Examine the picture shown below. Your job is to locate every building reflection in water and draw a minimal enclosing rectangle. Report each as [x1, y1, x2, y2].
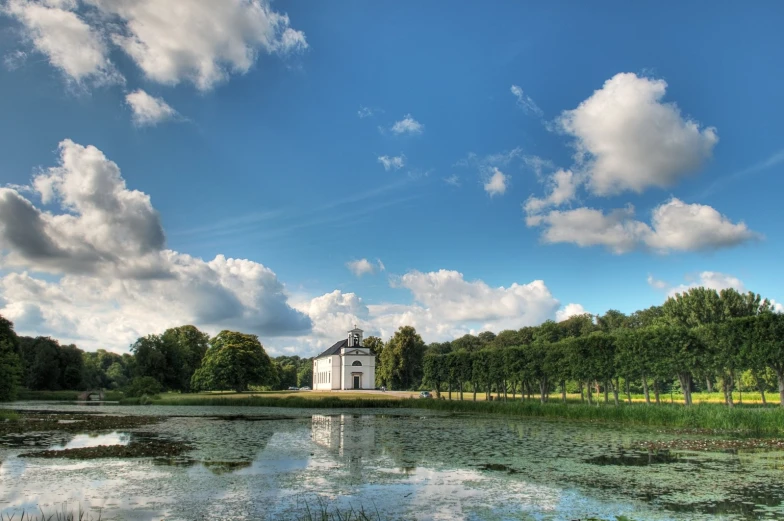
[311, 414, 378, 478]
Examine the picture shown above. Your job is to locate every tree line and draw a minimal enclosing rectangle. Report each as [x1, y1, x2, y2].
[0, 319, 314, 401]
[415, 288, 784, 407]
[1, 286, 782, 406]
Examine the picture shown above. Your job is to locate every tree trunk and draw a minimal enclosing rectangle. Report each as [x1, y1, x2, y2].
[706, 376, 713, 393]
[434, 383, 441, 400]
[587, 381, 593, 405]
[625, 378, 632, 404]
[472, 382, 477, 402]
[503, 380, 508, 402]
[604, 381, 609, 404]
[613, 377, 620, 406]
[777, 369, 784, 407]
[654, 381, 661, 405]
[561, 380, 567, 403]
[460, 381, 464, 401]
[448, 382, 452, 401]
[736, 371, 742, 405]
[754, 372, 766, 405]
[579, 381, 584, 403]
[539, 378, 547, 404]
[678, 373, 692, 406]
[723, 374, 734, 408]
[642, 373, 651, 405]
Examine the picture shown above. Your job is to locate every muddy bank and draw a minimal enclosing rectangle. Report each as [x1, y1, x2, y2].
[0, 412, 162, 436]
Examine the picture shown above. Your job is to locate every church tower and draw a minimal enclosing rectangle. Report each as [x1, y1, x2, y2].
[347, 326, 363, 347]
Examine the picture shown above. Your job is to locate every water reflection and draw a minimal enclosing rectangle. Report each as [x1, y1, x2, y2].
[2, 405, 784, 520]
[51, 432, 130, 450]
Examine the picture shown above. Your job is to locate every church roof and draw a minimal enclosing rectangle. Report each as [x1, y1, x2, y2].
[315, 339, 348, 359]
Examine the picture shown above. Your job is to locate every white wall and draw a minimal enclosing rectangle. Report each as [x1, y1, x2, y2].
[340, 351, 375, 390]
[313, 356, 339, 390]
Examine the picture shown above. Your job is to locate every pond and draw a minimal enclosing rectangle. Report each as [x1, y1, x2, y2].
[2, 402, 784, 521]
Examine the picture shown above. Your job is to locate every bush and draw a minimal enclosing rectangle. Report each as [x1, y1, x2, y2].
[124, 376, 163, 398]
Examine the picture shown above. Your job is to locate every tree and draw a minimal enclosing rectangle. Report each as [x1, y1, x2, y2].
[297, 362, 313, 388]
[0, 315, 21, 401]
[597, 310, 629, 333]
[752, 312, 784, 406]
[378, 326, 425, 390]
[191, 331, 275, 392]
[20, 337, 62, 391]
[364, 336, 385, 386]
[422, 353, 446, 398]
[161, 325, 210, 392]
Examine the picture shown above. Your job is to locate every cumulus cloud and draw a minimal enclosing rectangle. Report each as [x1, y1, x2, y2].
[346, 258, 384, 277]
[528, 198, 759, 254]
[0, 139, 311, 350]
[510, 85, 543, 116]
[523, 169, 580, 214]
[556, 303, 589, 322]
[377, 154, 405, 171]
[5, 0, 307, 91]
[648, 271, 746, 297]
[390, 114, 423, 135]
[484, 168, 508, 196]
[3, 0, 120, 84]
[282, 269, 566, 355]
[125, 89, 179, 126]
[557, 72, 718, 195]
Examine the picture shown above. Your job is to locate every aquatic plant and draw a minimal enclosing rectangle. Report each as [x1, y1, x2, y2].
[0, 507, 101, 521]
[0, 409, 19, 421]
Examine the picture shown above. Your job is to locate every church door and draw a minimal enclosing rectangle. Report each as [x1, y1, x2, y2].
[353, 375, 360, 389]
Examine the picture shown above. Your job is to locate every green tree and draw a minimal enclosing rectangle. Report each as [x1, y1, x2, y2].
[191, 331, 275, 392]
[0, 315, 22, 401]
[297, 362, 313, 388]
[160, 325, 210, 392]
[378, 326, 425, 390]
[364, 335, 385, 386]
[752, 312, 784, 406]
[20, 337, 62, 391]
[423, 353, 446, 398]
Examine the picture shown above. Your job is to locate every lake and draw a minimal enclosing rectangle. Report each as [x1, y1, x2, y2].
[2, 402, 784, 521]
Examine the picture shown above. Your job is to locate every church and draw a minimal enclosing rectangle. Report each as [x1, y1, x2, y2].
[312, 327, 376, 390]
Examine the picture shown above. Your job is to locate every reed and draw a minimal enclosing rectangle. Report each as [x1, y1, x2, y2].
[121, 392, 784, 436]
[0, 409, 19, 421]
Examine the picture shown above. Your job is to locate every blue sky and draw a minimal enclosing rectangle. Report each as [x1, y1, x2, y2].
[0, 0, 782, 355]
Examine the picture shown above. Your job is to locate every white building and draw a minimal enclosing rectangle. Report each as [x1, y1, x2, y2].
[312, 327, 376, 390]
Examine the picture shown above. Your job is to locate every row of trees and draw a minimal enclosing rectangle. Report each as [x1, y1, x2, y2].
[2, 286, 781, 406]
[418, 288, 784, 407]
[0, 316, 313, 400]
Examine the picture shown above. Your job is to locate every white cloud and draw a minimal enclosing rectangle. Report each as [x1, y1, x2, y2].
[528, 198, 759, 254]
[390, 114, 423, 135]
[558, 72, 718, 195]
[6, 0, 307, 91]
[523, 169, 580, 214]
[646, 275, 669, 290]
[556, 303, 589, 322]
[4, 0, 120, 84]
[0, 139, 311, 350]
[281, 269, 566, 355]
[125, 89, 179, 126]
[444, 175, 460, 187]
[484, 168, 508, 196]
[346, 258, 383, 278]
[86, 0, 307, 90]
[510, 85, 543, 117]
[377, 154, 405, 171]
[357, 106, 374, 118]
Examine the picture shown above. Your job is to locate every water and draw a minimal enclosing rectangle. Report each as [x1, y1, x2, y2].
[2, 402, 784, 521]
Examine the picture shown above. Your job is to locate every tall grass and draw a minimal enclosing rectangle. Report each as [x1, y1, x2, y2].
[15, 390, 124, 402]
[0, 508, 100, 521]
[119, 392, 784, 436]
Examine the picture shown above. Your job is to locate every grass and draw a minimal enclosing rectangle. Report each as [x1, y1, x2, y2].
[0, 409, 19, 421]
[116, 390, 784, 437]
[15, 390, 124, 402]
[0, 508, 100, 521]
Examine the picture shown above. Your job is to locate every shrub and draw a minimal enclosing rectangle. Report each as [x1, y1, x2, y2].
[124, 376, 163, 398]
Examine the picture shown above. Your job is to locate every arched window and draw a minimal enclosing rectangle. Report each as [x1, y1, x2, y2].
[352, 360, 362, 366]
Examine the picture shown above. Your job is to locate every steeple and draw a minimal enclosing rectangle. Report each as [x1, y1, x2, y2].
[348, 326, 363, 347]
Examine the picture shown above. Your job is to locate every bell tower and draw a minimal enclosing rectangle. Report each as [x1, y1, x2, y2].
[347, 326, 363, 347]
